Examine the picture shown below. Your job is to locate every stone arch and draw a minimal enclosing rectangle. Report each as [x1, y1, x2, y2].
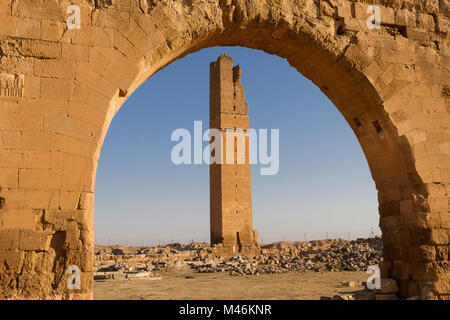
[0, 0, 448, 299]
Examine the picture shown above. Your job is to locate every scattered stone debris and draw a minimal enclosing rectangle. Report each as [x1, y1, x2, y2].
[94, 271, 162, 281]
[342, 281, 357, 288]
[94, 237, 433, 300]
[94, 237, 382, 281]
[322, 277, 403, 300]
[344, 278, 400, 300]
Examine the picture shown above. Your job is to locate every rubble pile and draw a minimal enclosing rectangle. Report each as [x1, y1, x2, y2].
[94, 237, 382, 280]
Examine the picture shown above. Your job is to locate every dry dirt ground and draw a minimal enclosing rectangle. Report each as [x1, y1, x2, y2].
[94, 270, 368, 300]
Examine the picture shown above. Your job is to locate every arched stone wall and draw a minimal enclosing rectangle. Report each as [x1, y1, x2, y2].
[0, 0, 448, 299]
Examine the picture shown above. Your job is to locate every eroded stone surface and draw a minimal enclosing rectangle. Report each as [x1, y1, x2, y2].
[0, 0, 449, 299]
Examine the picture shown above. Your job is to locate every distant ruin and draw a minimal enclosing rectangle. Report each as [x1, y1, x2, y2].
[209, 55, 260, 256]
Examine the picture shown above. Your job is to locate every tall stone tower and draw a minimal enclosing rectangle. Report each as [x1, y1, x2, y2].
[209, 54, 260, 256]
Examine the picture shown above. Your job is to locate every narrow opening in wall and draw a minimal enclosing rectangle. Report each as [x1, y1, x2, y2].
[372, 120, 383, 133]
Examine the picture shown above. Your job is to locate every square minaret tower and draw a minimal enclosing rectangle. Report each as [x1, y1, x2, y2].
[209, 54, 260, 256]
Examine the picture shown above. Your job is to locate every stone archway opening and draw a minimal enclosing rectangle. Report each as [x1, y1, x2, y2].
[92, 44, 382, 300]
[0, 0, 448, 300]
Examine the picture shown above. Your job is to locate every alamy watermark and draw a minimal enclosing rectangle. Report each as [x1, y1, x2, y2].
[66, 5, 81, 30]
[366, 264, 381, 289]
[66, 265, 81, 290]
[367, 5, 381, 30]
[170, 121, 279, 176]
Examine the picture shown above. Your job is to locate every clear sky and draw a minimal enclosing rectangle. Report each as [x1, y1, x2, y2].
[94, 46, 381, 246]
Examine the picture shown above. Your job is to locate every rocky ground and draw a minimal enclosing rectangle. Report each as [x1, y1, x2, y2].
[94, 269, 371, 300]
[94, 237, 383, 278]
[93, 237, 401, 299]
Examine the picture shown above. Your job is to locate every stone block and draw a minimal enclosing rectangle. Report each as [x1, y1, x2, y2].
[395, 9, 416, 27]
[18, 230, 51, 251]
[375, 278, 399, 294]
[34, 59, 76, 79]
[0, 230, 20, 250]
[18, 168, 63, 190]
[0, 169, 18, 189]
[40, 78, 74, 101]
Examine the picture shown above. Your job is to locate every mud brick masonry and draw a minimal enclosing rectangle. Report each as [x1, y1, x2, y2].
[0, 0, 449, 299]
[209, 54, 260, 256]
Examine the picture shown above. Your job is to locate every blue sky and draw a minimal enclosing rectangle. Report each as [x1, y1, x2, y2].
[94, 46, 381, 246]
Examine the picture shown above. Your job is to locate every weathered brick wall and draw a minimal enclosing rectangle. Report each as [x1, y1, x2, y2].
[0, 0, 448, 299]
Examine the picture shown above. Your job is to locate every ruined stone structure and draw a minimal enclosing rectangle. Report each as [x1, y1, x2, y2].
[209, 54, 260, 256]
[0, 0, 449, 299]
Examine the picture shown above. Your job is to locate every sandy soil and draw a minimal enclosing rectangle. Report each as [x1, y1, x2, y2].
[94, 270, 368, 300]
